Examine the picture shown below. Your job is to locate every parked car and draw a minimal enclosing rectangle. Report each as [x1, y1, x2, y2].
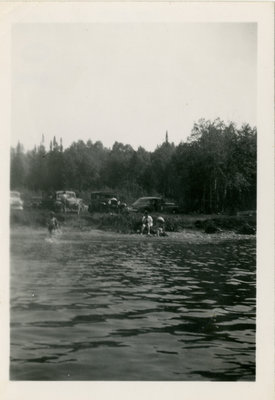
[130, 196, 179, 213]
[10, 191, 24, 210]
[41, 191, 84, 213]
[27, 195, 43, 209]
[88, 191, 127, 213]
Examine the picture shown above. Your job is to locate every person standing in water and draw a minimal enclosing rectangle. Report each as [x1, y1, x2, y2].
[48, 212, 59, 236]
[141, 210, 153, 235]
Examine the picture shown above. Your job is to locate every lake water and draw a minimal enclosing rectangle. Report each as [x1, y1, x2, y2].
[10, 228, 256, 381]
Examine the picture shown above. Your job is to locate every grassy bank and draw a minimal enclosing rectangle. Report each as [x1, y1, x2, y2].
[10, 209, 256, 235]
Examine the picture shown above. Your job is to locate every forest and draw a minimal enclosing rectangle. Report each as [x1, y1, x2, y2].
[10, 118, 256, 214]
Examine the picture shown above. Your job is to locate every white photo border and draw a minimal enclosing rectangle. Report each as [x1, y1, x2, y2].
[0, 2, 274, 400]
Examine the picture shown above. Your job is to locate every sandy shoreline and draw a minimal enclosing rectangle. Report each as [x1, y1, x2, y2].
[10, 225, 256, 244]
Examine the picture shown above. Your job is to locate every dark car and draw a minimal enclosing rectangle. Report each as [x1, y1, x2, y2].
[28, 195, 43, 209]
[130, 197, 179, 213]
[41, 191, 84, 213]
[88, 191, 126, 213]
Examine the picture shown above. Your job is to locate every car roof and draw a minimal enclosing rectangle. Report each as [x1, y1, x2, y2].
[136, 197, 161, 200]
[91, 191, 117, 196]
[56, 191, 75, 194]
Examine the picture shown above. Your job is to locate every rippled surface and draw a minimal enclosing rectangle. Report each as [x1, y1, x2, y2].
[10, 228, 256, 381]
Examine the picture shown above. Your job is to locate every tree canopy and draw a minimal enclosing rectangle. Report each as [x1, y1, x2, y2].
[10, 119, 256, 213]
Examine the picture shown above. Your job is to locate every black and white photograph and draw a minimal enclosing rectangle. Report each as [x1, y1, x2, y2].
[0, 2, 274, 400]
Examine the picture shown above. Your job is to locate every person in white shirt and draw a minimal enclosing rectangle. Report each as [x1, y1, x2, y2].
[141, 210, 153, 235]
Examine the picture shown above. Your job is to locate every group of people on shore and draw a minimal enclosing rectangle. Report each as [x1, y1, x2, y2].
[47, 209, 166, 237]
[141, 210, 166, 237]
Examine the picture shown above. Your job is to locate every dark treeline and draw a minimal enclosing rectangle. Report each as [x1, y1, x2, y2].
[10, 119, 256, 213]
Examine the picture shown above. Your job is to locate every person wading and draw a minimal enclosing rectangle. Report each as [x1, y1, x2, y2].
[47, 212, 59, 236]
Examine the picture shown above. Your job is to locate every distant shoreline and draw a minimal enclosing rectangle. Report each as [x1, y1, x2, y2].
[10, 209, 256, 236]
[10, 226, 256, 248]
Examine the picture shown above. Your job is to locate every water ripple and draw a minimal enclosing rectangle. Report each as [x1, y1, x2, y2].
[10, 229, 256, 381]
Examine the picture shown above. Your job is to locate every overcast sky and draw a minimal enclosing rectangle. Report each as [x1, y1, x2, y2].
[12, 23, 257, 151]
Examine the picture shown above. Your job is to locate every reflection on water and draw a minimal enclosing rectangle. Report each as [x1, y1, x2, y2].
[10, 228, 256, 381]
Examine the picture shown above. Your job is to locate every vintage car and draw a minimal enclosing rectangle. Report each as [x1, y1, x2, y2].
[42, 191, 84, 213]
[88, 191, 127, 213]
[27, 195, 43, 209]
[129, 196, 179, 213]
[10, 191, 24, 210]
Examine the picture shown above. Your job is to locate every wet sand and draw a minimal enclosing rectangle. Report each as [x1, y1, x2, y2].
[10, 225, 255, 244]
